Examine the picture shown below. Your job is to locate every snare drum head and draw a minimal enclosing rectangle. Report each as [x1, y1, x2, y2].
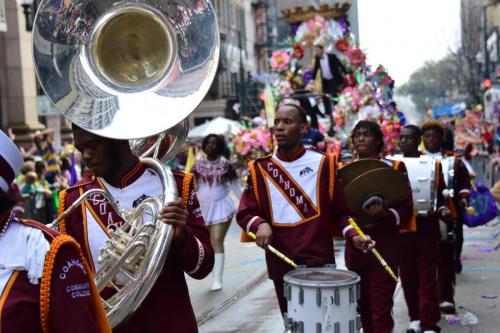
[284, 267, 360, 287]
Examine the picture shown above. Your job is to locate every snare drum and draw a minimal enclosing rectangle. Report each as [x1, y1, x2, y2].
[283, 267, 361, 333]
[399, 156, 437, 216]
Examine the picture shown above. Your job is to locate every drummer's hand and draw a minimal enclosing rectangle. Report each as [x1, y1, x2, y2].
[364, 203, 384, 217]
[255, 223, 273, 248]
[159, 200, 188, 245]
[459, 198, 469, 210]
[439, 207, 453, 223]
[352, 235, 375, 253]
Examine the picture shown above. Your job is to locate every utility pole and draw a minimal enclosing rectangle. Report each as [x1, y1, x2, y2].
[238, 29, 246, 117]
[482, 4, 490, 79]
[266, 0, 278, 58]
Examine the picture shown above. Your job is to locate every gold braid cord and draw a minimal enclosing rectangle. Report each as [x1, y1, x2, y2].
[181, 172, 194, 206]
[328, 154, 335, 203]
[248, 161, 260, 208]
[40, 235, 111, 333]
[57, 189, 67, 234]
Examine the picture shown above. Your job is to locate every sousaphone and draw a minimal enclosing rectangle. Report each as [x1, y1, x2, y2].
[33, 0, 219, 327]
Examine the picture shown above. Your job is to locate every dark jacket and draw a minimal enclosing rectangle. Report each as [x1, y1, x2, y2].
[312, 53, 346, 93]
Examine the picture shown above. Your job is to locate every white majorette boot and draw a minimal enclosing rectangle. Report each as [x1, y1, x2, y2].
[210, 253, 224, 291]
[406, 320, 421, 333]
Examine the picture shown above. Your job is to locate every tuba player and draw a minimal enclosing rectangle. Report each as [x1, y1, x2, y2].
[58, 125, 214, 332]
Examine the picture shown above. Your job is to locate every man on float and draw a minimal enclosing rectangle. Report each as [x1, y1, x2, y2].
[398, 124, 452, 333]
[57, 125, 214, 332]
[421, 120, 470, 315]
[0, 130, 111, 333]
[343, 120, 414, 333]
[237, 103, 373, 315]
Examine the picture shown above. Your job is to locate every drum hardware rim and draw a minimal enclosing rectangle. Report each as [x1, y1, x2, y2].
[283, 267, 361, 288]
[284, 283, 292, 301]
[349, 286, 355, 303]
[315, 288, 321, 306]
[298, 287, 304, 305]
[334, 288, 340, 306]
[356, 315, 362, 331]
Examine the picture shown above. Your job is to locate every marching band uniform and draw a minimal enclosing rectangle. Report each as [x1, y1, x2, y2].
[399, 154, 447, 332]
[0, 213, 110, 333]
[341, 158, 414, 333]
[58, 162, 214, 333]
[0, 130, 110, 333]
[424, 149, 470, 310]
[237, 147, 356, 314]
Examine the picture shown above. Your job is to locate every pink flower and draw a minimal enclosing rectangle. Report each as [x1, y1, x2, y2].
[270, 50, 290, 72]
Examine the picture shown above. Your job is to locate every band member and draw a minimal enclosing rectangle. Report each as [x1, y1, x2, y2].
[421, 120, 470, 315]
[58, 126, 214, 333]
[312, 44, 346, 116]
[398, 125, 452, 333]
[345, 120, 414, 333]
[192, 134, 241, 291]
[237, 104, 373, 315]
[0, 130, 110, 333]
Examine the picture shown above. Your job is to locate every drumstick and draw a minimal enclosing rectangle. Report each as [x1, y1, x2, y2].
[248, 232, 298, 269]
[347, 218, 398, 282]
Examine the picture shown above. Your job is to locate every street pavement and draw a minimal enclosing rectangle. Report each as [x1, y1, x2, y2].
[187, 219, 500, 333]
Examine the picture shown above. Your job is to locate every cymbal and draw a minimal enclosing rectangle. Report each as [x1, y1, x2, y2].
[343, 168, 409, 226]
[339, 159, 391, 187]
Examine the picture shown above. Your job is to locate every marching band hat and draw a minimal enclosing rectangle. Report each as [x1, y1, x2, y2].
[0, 130, 23, 193]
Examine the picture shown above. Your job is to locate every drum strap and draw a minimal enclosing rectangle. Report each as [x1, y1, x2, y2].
[435, 161, 441, 191]
[392, 160, 417, 232]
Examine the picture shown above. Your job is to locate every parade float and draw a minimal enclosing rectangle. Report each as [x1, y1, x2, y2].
[236, 2, 406, 158]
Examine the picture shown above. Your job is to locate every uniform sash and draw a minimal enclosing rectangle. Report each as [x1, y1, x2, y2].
[83, 180, 125, 234]
[259, 158, 318, 220]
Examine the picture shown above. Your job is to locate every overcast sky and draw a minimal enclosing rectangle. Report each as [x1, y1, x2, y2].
[357, 0, 461, 87]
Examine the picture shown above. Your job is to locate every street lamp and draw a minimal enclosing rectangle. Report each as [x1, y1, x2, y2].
[18, 0, 37, 32]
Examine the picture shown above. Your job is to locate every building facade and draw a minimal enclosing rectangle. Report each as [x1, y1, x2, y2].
[0, 0, 44, 146]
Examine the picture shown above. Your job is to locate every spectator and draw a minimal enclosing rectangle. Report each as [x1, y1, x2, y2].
[301, 115, 335, 149]
[34, 129, 60, 183]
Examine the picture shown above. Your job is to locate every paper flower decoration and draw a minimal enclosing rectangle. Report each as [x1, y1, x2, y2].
[335, 39, 350, 53]
[292, 44, 305, 59]
[233, 128, 273, 157]
[270, 50, 290, 72]
[346, 48, 366, 67]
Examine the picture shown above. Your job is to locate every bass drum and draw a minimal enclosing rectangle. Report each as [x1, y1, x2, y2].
[399, 156, 437, 216]
[284, 267, 361, 333]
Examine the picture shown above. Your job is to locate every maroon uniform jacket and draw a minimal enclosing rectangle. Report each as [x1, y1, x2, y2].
[342, 158, 414, 271]
[237, 148, 356, 280]
[0, 212, 110, 333]
[58, 163, 214, 333]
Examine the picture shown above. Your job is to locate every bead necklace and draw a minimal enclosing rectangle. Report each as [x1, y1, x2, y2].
[0, 213, 14, 240]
